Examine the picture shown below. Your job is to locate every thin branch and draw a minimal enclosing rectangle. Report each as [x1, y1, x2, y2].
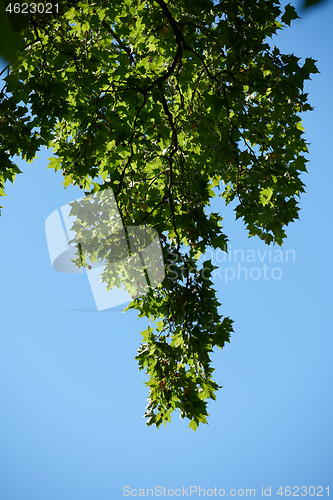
[102, 21, 135, 65]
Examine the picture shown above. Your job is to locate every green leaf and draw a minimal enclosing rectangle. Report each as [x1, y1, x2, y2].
[281, 4, 300, 26]
[259, 187, 274, 207]
[47, 156, 61, 172]
[188, 419, 199, 431]
[0, 0, 315, 429]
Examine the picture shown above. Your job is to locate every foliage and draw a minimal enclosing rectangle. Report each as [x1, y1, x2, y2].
[0, 0, 318, 429]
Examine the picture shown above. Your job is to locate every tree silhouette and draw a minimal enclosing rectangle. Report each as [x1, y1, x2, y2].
[0, 0, 318, 429]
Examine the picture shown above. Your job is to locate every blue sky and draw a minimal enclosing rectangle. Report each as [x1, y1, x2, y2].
[0, 1, 332, 499]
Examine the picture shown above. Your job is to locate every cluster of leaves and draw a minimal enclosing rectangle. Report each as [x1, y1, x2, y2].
[0, 0, 318, 429]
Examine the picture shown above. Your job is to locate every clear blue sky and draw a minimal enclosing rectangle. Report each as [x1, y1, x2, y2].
[1, 1, 332, 499]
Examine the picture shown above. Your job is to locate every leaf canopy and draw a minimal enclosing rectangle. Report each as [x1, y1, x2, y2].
[0, 0, 318, 429]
